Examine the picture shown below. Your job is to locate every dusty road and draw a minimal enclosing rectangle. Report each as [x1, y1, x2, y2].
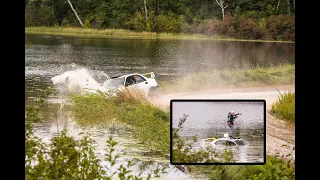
[152, 84, 295, 160]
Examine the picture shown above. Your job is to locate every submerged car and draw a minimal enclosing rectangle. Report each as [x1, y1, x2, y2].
[201, 133, 248, 148]
[98, 72, 159, 97]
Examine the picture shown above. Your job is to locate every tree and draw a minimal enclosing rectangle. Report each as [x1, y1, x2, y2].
[67, 0, 83, 27]
[214, 0, 228, 19]
[293, 0, 295, 11]
[287, 0, 290, 15]
[276, 0, 281, 11]
[144, 0, 148, 20]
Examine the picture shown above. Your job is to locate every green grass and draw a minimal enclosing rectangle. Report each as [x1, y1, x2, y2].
[69, 89, 170, 156]
[271, 91, 295, 122]
[187, 153, 295, 180]
[25, 26, 295, 43]
[158, 64, 295, 93]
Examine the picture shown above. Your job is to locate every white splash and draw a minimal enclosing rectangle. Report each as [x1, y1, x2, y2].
[51, 68, 105, 95]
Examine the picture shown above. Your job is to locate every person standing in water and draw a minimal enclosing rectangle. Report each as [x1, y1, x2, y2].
[227, 111, 241, 138]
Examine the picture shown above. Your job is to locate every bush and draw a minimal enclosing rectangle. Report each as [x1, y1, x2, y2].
[271, 91, 295, 122]
[25, 89, 167, 179]
[220, 12, 235, 37]
[266, 15, 295, 41]
[238, 18, 264, 39]
[184, 149, 295, 180]
[84, 19, 91, 28]
[25, 2, 54, 26]
[152, 13, 182, 33]
[206, 19, 222, 36]
[124, 11, 146, 32]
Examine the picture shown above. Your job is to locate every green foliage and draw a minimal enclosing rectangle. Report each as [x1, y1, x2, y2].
[238, 18, 263, 40]
[271, 91, 295, 122]
[266, 15, 295, 41]
[70, 90, 170, 156]
[25, 90, 166, 179]
[84, 19, 91, 29]
[25, 0, 54, 26]
[184, 146, 295, 180]
[25, 0, 295, 41]
[172, 114, 235, 163]
[124, 12, 146, 32]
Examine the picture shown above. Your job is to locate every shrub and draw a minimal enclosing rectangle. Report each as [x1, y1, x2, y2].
[220, 12, 235, 37]
[84, 19, 91, 28]
[25, 89, 167, 179]
[266, 15, 295, 41]
[271, 91, 295, 122]
[238, 18, 264, 39]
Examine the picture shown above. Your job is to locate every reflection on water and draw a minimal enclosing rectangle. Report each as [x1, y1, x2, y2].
[172, 101, 265, 163]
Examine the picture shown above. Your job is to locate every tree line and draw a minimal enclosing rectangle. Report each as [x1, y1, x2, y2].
[25, 0, 295, 41]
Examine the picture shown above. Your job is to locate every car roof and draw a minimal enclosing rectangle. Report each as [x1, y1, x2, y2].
[214, 137, 246, 142]
[111, 73, 141, 79]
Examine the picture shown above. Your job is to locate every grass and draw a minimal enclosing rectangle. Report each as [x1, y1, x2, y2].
[186, 153, 295, 180]
[158, 64, 295, 93]
[25, 26, 295, 43]
[271, 91, 295, 122]
[69, 88, 170, 156]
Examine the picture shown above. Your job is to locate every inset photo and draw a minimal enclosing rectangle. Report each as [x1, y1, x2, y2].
[171, 100, 266, 165]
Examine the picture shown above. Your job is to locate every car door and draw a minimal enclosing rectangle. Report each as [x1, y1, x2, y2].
[131, 75, 150, 94]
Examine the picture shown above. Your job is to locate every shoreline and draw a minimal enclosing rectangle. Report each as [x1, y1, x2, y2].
[25, 27, 295, 43]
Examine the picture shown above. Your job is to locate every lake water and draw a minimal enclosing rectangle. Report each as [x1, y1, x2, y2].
[25, 34, 295, 95]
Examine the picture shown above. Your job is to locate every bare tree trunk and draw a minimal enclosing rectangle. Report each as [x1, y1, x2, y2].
[293, 0, 295, 11]
[287, 0, 290, 15]
[214, 0, 228, 19]
[144, 0, 148, 20]
[276, 0, 281, 11]
[67, 0, 84, 27]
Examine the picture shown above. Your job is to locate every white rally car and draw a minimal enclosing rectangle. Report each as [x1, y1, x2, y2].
[98, 72, 159, 97]
[201, 133, 248, 148]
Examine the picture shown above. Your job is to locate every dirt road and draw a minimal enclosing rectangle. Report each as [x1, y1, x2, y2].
[152, 85, 295, 160]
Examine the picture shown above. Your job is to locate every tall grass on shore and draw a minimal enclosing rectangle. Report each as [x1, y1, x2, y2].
[25, 27, 295, 43]
[186, 152, 295, 180]
[158, 64, 295, 93]
[271, 91, 295, 122]
[70, 88, 170, 156]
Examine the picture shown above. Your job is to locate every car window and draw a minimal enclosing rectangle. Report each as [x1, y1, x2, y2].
[103, 77, 125, 88]
[125, 75, 137, 86]
[226, 141, 236, 146]
[234, 140, 247, 145]
[214, 140, 236, 146]
[134, 75, 146, 83]
[214, 140, 222, 145]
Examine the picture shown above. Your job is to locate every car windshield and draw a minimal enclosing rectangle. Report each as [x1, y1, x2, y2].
[103, 77, 125, 88]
